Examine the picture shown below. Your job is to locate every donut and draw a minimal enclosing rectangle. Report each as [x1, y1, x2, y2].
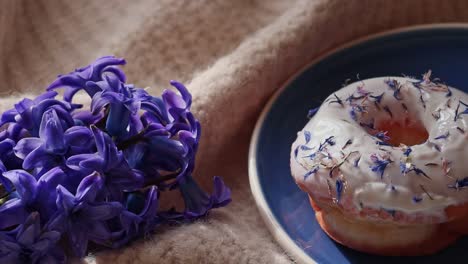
[290, 73, 468, 256]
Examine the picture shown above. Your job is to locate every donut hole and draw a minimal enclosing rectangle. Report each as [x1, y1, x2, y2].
[375, 117, 428, 146]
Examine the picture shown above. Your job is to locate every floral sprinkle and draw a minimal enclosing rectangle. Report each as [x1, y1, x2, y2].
[307, 107, 320, 119]
[385, 79, 402, 100]
[304, 130, 311, 144]
[336, 179, 344, 202]
[346, 94, 366, 102]
[300, 145, 314, 151]
[370, 92, 385, 104]
[448, 177, 468, 190]
[319, 136, 336, 151]
[375, 131, 390, 142]
[349, 108, 357, 121]
[354, 155, 361, 167]
[303, 152, 317, 160]
[304, 166, 319, 180]
[376, 141, 392, 146]
[294, 146, 299, 158]
[403, 147, 412, 157]
[434, 131, 450, 140]
[370, 154, 392, 179]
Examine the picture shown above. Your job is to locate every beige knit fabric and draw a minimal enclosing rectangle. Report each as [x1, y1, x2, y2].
[2, 0, 468, 263]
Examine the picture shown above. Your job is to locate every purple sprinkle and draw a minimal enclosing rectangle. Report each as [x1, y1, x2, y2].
[448, 177, 468, 190]
[354, 156, 361, 167]
[434, 144, 441, 152]
[369, 154, 392, 179]
[376, 141, 392, 146]
[370, 92, 385, 104]
[412, 167, 430, 179]
[304, 166, 319, 180]
[412, 196, 423, 203]
[303, 152, 317, 159]
[294, 146, 299, 158]
[307, 107, 320, 119]
[335, 179, 344, 202]
[346, 94, 365, 102]
[319, 136, 335, 151]
[304, 130, 311, 144]
[403, 147, 412, 156]
[375, 131, 390, 142]
[400, 162, 407, 174]
[357, 86, 371, 96]
[300, 145, 313, 151]
[434, 131, 450, 140]
[457, 127, 465, 134]
[349, 108, 357, 121]
[385, 79, 402, 100]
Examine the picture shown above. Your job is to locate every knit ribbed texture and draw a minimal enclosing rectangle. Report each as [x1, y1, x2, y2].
[2, 1, 468, 263]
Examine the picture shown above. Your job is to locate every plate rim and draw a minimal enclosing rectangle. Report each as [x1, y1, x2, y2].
[248, 23, 468, 264]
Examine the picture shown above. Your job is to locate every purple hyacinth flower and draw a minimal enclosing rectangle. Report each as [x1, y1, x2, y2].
[108, 186, 159, 248]
[47, 56, 127, 101]
[71, 110, 104, 127]
[0, 138, 23, 170]
[14, 109, 67, 171]
[0, 123, 29, 143]
[0, 91, 75, 137]
[0, 168, 65, 229]
[0, 212, 65, 264]
[48, 172, 122, 257]
[178, 176, 231, 220]
[90, 75, 142, 139]
[66, 126, 143, 199]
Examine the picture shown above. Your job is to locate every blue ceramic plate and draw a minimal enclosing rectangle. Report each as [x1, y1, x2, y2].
[249, 24, 468, 264]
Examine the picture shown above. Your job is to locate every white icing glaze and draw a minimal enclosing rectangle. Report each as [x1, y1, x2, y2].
[290, 76, 468, 222]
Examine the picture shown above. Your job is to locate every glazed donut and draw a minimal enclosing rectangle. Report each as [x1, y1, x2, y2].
[290, 74, 468, 256]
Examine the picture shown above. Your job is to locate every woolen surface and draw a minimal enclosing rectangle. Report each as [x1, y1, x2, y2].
[2, 1, 468, 263]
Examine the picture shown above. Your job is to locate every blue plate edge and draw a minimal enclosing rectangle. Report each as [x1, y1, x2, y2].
[247, 23, 468, 264]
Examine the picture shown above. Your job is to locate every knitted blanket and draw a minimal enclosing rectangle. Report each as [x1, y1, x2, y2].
[2, 0, 468, 263]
